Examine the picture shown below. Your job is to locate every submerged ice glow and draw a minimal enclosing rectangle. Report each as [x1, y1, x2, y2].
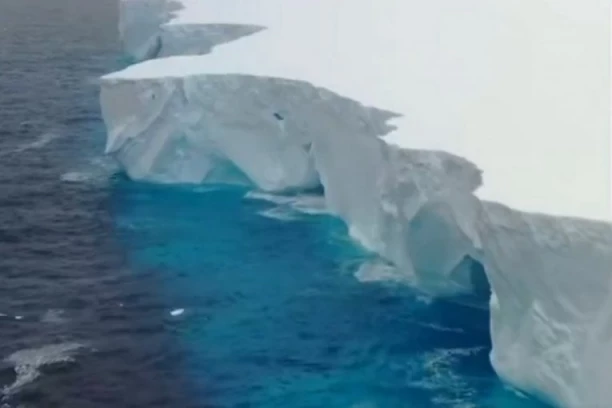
[113, 183, 544, 407]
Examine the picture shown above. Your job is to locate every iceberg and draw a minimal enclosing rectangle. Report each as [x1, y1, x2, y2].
[101, 1, 612, 407]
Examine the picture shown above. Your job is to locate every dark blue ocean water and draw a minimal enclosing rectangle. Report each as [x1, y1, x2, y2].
[0, 1, 549, 407]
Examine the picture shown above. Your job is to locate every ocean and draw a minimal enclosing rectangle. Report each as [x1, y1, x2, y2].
[0, 1, 548, 407]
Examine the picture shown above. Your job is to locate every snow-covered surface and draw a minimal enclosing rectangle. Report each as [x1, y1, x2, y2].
[103, 1, 612, 408]
[113, 0, 610, 220]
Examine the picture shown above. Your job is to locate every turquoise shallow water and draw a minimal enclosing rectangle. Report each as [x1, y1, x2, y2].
[111, 182, 547, 408]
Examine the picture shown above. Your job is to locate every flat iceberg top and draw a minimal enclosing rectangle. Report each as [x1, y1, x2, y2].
[108, 0, 611, 221]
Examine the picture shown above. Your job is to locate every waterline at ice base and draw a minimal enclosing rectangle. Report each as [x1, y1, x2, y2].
[101, 1, 612, 407]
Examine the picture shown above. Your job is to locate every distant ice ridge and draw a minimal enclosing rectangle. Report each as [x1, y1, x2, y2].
[104, 1, 612, 408]
[119, 0, 264, 61]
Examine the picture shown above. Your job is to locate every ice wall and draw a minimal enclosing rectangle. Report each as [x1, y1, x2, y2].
[480, 204, 612, 408]
[105, 1, 612, 407]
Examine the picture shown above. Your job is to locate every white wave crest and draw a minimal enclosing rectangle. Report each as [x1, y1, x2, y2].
[2, 343, 87, 396]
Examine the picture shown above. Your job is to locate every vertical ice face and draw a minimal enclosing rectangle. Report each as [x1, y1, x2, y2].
[479, 204, 612, 408]
[101, 62, 488, 296]
[101, 1, 612, 407]
[100, 71, 399, 191]
[310, 125, 486, 296]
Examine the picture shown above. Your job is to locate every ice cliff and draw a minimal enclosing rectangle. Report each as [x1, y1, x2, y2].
[103, 1, 612, 407]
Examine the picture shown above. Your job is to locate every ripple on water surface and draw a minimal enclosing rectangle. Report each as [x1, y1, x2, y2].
[0, 0, 205, 406]
[113, 183, 548, 408]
